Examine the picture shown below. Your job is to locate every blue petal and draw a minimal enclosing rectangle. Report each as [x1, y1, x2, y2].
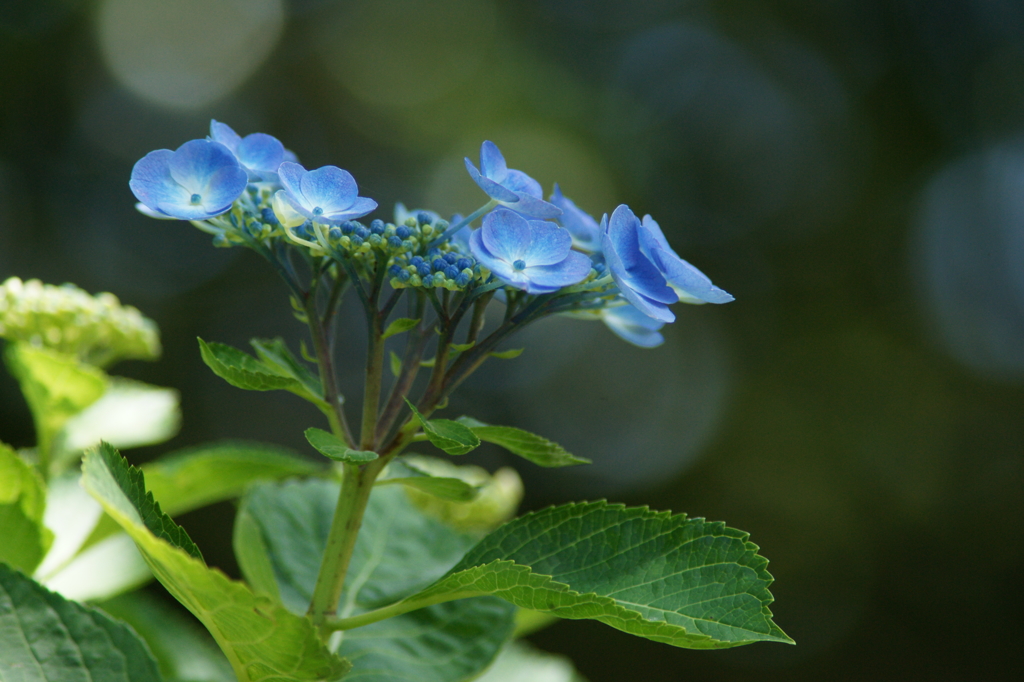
[479, 141, 508, 181]
[481, 208, 532, 263]
[465, 158, 520, 202]
[130, 149, 187, 211]
[636, 218, 734, 304]
[522, 220, 572, 266]
[602, 305, 665, 348]
[278, 161, 307, 208]
[325, 196, 377, 222]
[522, 251, 592, 293]
[470, 229, 527, 288]
[300, 166, 357, 215]
[503, 170, 543, 199]
[200, 164, 249, 214]
[604, 205, 676, 305]
[237, 133, 285, 175]
[550, 184, 602, 251]
[504, 193, 562, 219]
[209, 120, 241, 152]
[167, 139, 239, 195]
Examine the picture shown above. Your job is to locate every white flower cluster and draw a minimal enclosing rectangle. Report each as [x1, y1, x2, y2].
[0, 277, 160, 367]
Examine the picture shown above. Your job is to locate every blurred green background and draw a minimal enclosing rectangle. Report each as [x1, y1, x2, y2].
[2, 0, 1023, 679]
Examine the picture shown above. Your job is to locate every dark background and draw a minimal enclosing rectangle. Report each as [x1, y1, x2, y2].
[2, 1, 1023, 680]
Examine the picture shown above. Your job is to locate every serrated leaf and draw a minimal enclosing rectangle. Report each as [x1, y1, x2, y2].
[4, 343, 108, 460]
[251, 337, 323, 398]
[305, 428, 378, 463]
[381, 317, 420, 340]
[239, 481, 515, 682]
[391, 502, 792, 649]
[488, 348, 524, 360]
[389, 350, 402, 378]
[0, 442, 54, 574]
[82, 443, 351, 682]
[58, 378, 180, 462]
[198, 337, 301, 392]
[456, 418, 589, 468]
[100, 589, 235, 682]
[405, 400, 480, 455]
[376, 457, 479, 501]
[0, 563, 163, 682]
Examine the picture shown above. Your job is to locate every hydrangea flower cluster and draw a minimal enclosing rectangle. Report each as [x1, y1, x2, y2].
[130, 124, 732, 347]
[0, 277, 160, 367]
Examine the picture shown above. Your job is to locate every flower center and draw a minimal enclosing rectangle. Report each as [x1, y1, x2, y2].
[313, 206, 324, 217]
[190, 193, 202, 205]
[512, 259, 527, 271]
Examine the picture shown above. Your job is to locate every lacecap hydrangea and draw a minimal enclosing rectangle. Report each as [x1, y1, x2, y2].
[130, 124, 732, 347]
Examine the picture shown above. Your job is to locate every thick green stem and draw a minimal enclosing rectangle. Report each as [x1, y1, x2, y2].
[360, 320, 384, 450]
[307, 460, 384, 626]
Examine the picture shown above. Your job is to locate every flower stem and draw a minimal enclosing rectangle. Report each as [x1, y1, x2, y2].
[429, 199, 498, 247]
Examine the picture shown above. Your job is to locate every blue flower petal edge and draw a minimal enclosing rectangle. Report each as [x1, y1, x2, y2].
[464, 141, 562, 219]
[209, 120, 286, 181]
[469, 208, 591, 294]
[278, 161, 377, 224]
[130, 139, 248, 220]
[550, 184, 601, 252]
[601, 304, 666, 348]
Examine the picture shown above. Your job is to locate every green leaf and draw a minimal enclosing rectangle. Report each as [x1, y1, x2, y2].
[476, 641, 587, 682]
[391, 502, 792, 650]
[4, 342, 108, 456]
[304, 427, 378, 463]
[376, 456, 480, 501]
[199, 338, 327, 409]
[381, 317, 420, 340]
[58, 378, 180, 463]
[405, 400, 480, 455]
[239, 481, 516, 682]
[250, 337, 323, 398]
[99, 590, 235, 682]
[0, 563, 163, 682]
[488, 348, 524, 360]
[82, 443, 351, 682]
[389, 350, 402, 378]
[0, 442, 54, 574]
[456, 418, 589, 468]
[405, 467, 524, 536]
[449, 341, 475, 353]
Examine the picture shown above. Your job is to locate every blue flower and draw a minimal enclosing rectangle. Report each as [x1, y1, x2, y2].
[209, 120, 286, 182]
[469, 208, 591, 294]
[601, 205, 733, 323]
[464, 141, 561, 219]
[601, 304, 665, 348]
[549, 184, 601, 252]
[277, 162, 377, 224]
[130, 139, 248, 220]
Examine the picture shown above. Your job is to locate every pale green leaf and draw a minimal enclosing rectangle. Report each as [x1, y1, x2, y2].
[406, 400, 480, 455]
[4, 343, 108, 457]
[389, 351, 402, 378]
[456, 418, 589, 468]
[58, 378, 180, 460]
[0, 563, 162, 682]
[233, 505, 283, 601]
[82, 443, 351, 682]
[100, 590, 235, 682]
[304, 428, 378, 463]
[240, 481, 516, 682]
[381, 317, 420, 340]
[405, 467, 523, 536]
[476, 641, 587, 682]
[43, 532, 151, 603]
[0, 442, 54, 574]
[449, 342, 475, 353]
[392, 502, 793, 649]
[376, 457, 479, 501]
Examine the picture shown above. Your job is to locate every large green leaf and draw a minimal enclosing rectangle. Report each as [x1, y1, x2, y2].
[0, 563, 162, 682]
[82, 443, 351, 682]
[237, 481, 516, 682]
[100, 591, 235, 682]
[4, 343, 108, 456]
[456, 418, 589, 468]
[0, 443, 54, 574]
[380, 502, 792, 650]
